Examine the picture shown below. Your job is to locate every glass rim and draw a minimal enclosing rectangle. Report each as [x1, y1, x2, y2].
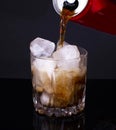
[78, 46, 88, 56]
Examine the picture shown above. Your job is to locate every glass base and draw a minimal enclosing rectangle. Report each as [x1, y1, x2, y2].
[34, 102, 85, 117]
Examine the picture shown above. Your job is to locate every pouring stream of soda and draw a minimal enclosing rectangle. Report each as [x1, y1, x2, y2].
[57, 0, 79, 49]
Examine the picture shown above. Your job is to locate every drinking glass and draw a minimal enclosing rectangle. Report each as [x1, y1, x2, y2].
[30, 45, 87, 117]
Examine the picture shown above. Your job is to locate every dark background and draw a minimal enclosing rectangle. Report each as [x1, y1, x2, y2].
[0, 0, 116, 79]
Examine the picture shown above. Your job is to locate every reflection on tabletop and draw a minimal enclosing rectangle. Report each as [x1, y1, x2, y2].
[33, 110, 85, 130]
[33, 110, 116, 130]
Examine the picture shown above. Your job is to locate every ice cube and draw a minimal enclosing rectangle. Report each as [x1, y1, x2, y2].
[31, 58, 56, 94]
[40, 92, 50, 106]
[57, 59, 80, 70]
[32, 58, 56, 71]
[30, 37, 55, 58]
[53, 45, 80, 70]
[63, 41, 69, 46]
[53, 45, 80, 60]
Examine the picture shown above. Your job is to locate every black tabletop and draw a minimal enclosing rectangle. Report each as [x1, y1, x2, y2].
[0, 79, 116, 130]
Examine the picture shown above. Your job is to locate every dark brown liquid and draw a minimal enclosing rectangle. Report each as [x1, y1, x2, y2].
[57, 9, 75, 49]
[57, 0, 79, 49]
